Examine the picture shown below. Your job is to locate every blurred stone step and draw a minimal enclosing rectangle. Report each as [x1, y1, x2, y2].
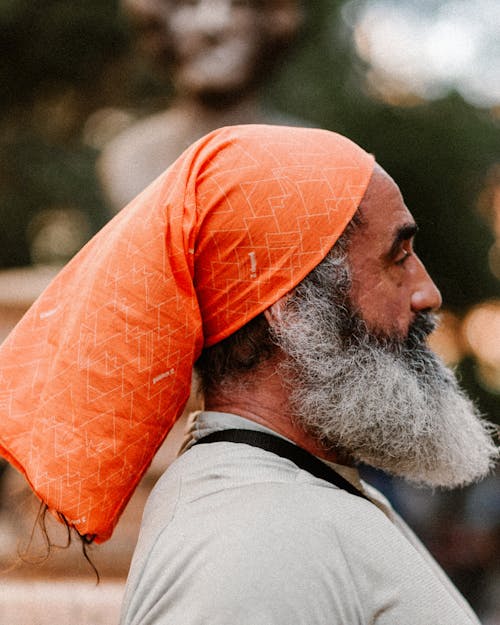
[0, 579, 124, 625]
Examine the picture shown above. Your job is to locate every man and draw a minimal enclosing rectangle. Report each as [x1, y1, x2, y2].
[0, 125, 496, 622]
[119, 142, 497, 623]
[99, 0, 304, 211]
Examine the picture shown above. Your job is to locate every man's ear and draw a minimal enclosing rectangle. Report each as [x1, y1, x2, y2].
[264, 295, 290, 327]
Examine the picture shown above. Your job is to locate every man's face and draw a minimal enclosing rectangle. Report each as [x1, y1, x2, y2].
[347, 165, 442, 338]
[269, 166, 497, 487]
[125, 0, 267, 95]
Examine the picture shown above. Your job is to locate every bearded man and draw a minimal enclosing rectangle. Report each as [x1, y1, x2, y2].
[0, 125, 496, 623]
[118, 142, 496, 624]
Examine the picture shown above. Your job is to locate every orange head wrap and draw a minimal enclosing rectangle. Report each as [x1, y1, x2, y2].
[0, 125, 374, 541]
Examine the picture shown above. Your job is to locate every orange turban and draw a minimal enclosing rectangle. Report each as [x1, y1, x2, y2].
[0, 125, 374, 542]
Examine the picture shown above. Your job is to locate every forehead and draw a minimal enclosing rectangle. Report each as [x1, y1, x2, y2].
[356, 165, 415, 246]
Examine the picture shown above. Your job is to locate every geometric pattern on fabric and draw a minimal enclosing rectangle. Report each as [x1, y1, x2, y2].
[0, 125, 374, 542]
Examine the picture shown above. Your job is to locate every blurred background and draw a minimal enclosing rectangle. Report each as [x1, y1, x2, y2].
[0, 0, 498, 623]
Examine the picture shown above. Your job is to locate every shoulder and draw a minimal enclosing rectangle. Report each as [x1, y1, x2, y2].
[145, 441, 397, 553]
[121, 444, 481, 625]
[122, 446, 381, 624]
[97, 110, 190, 209]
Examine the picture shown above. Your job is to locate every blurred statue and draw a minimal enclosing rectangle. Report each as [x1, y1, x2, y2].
[98, 0, 304, 212]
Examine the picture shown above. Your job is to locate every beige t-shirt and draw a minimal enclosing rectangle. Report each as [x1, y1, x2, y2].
[120, 412, 480, 625]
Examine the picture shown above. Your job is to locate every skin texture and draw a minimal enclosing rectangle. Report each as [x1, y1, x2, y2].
[205, 165, 443, 462]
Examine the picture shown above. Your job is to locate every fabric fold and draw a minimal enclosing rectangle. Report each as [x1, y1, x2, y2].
[0, 124, 374, 541]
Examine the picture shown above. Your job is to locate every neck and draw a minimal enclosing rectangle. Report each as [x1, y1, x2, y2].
[173, 91, 263, 120]
[203, 358, 346, 465]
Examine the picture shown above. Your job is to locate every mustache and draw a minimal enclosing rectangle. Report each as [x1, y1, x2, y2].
[340, 303, 438, 354]
[372, 311, 439, 360]
[405, 311, 439, 348]
[338, 308, 446, 386]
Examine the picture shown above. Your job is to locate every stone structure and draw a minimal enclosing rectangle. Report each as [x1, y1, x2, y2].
[99, 0, 304, 212]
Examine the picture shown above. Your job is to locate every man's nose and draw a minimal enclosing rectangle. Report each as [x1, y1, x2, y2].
[410, 257, 442, 313]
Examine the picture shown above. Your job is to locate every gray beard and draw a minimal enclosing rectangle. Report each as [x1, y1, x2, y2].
[271, 270, 498, 489]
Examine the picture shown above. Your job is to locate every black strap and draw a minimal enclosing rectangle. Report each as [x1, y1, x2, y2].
[192, 428, 369, 502]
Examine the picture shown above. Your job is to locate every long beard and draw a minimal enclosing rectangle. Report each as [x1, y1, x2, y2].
[271, 287, 498, 488]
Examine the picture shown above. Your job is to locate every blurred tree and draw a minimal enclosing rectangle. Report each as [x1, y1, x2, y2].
[0, 136, 104, 266]
[0, 0, 129, 116]
[0, 0, 133, 267]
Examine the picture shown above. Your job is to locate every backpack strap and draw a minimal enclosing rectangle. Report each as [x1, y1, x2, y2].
[192, 428, 369, 502]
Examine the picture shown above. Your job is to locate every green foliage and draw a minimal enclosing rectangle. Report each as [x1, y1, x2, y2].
[0, 134, 107, 267]
[0, 0, 128, 111]
[0, 0, 127, 266]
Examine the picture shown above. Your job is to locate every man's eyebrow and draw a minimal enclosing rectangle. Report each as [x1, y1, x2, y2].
[388, 223, 418, 258]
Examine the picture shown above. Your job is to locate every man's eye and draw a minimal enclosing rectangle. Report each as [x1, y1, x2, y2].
[395, 249, 411, 265]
